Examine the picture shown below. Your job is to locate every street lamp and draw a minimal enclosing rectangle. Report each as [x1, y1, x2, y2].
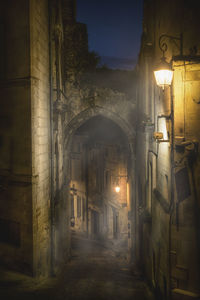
[115, 185, 120, 193]
[154, 34, 183, 89]
[114, 174, 128, 193]
[154, 57, 173, 89]
[114, 176, 120, 193]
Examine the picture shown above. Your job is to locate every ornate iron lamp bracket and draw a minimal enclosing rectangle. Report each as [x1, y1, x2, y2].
[159, 34, 183, 57]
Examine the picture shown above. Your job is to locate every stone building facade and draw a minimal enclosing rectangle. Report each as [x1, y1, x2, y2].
[0, 0, 136, 278]
[137, 0, 200, 299]
[0, 0, 52, 277]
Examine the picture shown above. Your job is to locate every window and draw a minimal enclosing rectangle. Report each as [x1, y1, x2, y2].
[82, 197, 85, 220]
[96, 168, 100, 192]
[104, 205, 108, 226]
[71, 195, 74, 218]
[77, 196, 81, 217]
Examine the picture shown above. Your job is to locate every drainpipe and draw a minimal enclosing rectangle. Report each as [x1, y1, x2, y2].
[48, 0, 55, 276]
[85, 145, 89, 237]
[134, 74, 138, 267]
[169, 82, 175, 299]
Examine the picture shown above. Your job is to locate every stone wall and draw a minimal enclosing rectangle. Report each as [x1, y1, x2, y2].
[137, 0, 200, 298]
[0, 0, 52, 277]
[30, 0, 51, 277]
[172, 61, 200, 295]
[0, 0, 33, 274]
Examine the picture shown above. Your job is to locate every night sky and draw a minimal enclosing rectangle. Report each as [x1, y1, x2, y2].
[76, 0, 143, 69]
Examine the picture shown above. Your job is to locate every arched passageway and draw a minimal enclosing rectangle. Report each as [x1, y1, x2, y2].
[43, 111, 155, 300]
[68, 116, 131, 259]
[59, 107, 137, 266]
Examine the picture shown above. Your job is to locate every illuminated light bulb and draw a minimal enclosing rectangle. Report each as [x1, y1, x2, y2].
[154, 57, 173, 89]
[154, 69, 173, 89]
[115, 186, 120, 193]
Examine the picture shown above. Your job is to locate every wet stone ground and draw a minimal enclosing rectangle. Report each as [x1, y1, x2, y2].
[0, 234, 155, 300]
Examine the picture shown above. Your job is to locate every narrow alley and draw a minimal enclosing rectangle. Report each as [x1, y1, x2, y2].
[0, 232, 154, 300]
[1, 1, 200, 300]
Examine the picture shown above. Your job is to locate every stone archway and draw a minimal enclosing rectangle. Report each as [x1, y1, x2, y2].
[53, 105, 137, 270]
[64, 106, 136, 151]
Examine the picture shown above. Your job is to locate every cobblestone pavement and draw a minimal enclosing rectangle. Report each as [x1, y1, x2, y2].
[0, 235, 155, 300]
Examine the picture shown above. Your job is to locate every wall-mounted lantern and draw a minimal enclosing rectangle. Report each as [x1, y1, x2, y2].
[154, 34, 183, 89]
[114, 176, 120, 193]
[154, 57, 173, 89]
[114, 174, 128, 193]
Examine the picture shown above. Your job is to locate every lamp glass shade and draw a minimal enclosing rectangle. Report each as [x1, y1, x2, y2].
[154, 69, 173, 88]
